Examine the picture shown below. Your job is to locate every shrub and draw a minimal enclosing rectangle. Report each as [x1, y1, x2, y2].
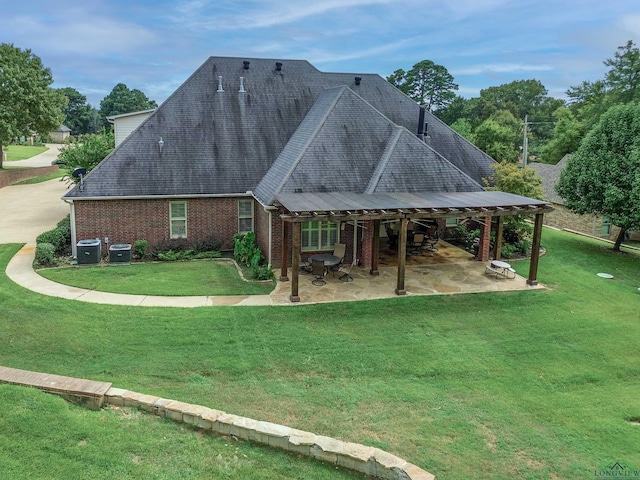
[157, 249, 195, 261]
[193, 251, 222, 259]
[133, 240, 149, 260]
[233, 232, 263, 267]
[251, 264, 275, 281]
[35, 243, 56, 267]
[500, 243, 517, 259]
[56, 215, 71, 246]
[516, 238, 532, 255]
[36, 229, 65, 254]
[192, 235, 223, 253]
[150, 235, 223, 261]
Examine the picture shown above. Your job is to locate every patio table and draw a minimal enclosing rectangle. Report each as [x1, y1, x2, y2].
[485, 260, 516, 279]
[308, 254, 341, 268]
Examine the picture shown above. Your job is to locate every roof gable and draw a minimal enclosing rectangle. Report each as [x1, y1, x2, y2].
[255, 87, 481, 204]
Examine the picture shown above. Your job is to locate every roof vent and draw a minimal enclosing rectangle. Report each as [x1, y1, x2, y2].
[355, 76, 362, 86]
[217, 76, 224, 93]
[243, 60, 250, 70]
[275, 62, 283, 71]
[239, 77, 245, 93]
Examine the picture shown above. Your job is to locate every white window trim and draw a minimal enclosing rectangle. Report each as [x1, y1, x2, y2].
[238, 199, 254, 233]
[170, 201, 187, 238]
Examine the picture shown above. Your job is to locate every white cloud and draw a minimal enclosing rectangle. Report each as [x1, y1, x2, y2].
[454, 63, 554, 76]
[170, 0, 396, 30]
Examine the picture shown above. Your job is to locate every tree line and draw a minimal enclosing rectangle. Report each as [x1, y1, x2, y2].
[390, 41, 640, 166]
[0, 43, 156, 168]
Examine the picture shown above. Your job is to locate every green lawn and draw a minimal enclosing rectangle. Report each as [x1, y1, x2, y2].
[12, 169, 66, 185]
[0, 385, 363, 480]
[3, 145, 48, 161]
[1, 228, 639, 479]
[38, 259, 275, 296]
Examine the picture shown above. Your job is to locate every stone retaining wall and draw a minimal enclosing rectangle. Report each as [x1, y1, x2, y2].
[106, 387, 435, 480]
[0, 165, 60, 189]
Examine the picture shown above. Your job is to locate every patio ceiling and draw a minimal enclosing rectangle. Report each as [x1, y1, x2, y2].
[275, 190, 553, 222]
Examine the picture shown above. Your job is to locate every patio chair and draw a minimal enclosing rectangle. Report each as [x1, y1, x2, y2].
[299, 254, 312, 274]
[385, 226, 398, 250]
[338, 260, 354, 282]
[424, 225, 439, 251]
[311, 259, 326, 286]
[330, 243, 346, 276]
[408, 233, 425, 255]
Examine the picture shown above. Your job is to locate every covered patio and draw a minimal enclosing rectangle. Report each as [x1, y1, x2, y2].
[269, 238, 544, 305]
[276, 190, 553, 303]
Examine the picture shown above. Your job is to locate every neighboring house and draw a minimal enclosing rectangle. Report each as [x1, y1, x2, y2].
[529, 156, 638, 241]
[50, 125, 71, 142]
[63, 57, 551, 298]
[106, 109, 156, 147]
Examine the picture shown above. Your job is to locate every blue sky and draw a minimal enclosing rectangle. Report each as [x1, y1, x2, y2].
[3, 0, 639, 108]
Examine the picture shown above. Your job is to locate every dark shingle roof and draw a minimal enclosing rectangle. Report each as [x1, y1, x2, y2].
[64, 56, 495, 200]
[528, 155, 569, 204]
[253, 87, 481, 204]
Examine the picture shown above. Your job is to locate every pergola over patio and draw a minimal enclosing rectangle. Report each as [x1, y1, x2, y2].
[276, 190, 553, 303]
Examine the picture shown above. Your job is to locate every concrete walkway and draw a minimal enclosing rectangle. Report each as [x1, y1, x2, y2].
[6, 244, 274, 307]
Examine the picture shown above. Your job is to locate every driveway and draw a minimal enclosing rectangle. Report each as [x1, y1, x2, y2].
[0, 179, 69, 243]
[1, 144, 69, 243]
[4, 143, 63, 168]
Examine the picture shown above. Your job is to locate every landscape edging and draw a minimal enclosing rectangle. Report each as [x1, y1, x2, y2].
[105, 387, 435, 480]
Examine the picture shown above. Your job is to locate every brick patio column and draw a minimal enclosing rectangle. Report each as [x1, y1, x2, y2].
[477, 216, 491, 262]
[361, 220, 374, 269]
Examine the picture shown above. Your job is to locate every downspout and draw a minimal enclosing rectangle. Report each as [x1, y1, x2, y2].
[268, 210, 273, 267]
[63, 198, 77, 259]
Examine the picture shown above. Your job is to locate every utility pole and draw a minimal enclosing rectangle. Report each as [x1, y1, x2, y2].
[522, 115, 529, 167]
[522, 115, 554, 167]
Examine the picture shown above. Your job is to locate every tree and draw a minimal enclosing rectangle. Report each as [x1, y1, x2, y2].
[450, 118, 474, 142]
[0, 43, 67, 168]
[565, 41, 640, 132]
[604, 40, 640, 104]
[434, 95, 468, 125]
[539, 107, 584, 164]
[57, 130, 115, 184]
[387, 60, 458, 111]
[555, 103, 640, 250]
[473, 110, 520, 163]
[484, 161, 544, 244]
[565, 79, 609, 132]
[58, 87, 99, 136]
[98, 83, 157, 128]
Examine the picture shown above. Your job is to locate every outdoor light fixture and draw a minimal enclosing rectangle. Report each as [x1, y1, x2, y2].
[158, 137, 164, 153]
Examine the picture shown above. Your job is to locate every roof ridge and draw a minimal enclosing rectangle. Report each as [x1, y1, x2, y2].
[365, 126, 404, 194]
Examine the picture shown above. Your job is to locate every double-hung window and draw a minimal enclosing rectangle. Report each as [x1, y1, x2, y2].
[170, 201, 187, 238]
[238, 199, 254, 233]
[302, 221, 338, 251]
